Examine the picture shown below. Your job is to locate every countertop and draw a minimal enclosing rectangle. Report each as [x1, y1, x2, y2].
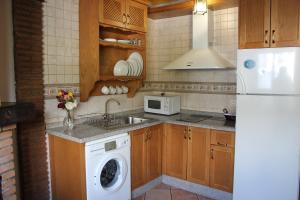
[46, 110, 235, 144]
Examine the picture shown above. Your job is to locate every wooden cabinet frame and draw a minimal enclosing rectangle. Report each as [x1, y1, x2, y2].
[79, 0, 147, 101]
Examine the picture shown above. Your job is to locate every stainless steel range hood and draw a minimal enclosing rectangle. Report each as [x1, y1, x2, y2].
[163, 12, 235, 70]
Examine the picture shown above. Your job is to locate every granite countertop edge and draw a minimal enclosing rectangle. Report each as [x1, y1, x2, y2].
[47, 111, 235, 144]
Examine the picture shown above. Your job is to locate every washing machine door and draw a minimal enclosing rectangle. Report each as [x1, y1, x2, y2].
[95, 154, 128, 193]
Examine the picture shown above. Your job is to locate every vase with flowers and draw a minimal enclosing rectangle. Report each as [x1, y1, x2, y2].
[56, 90, 78, 129]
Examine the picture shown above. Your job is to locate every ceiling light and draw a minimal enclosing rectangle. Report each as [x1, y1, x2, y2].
[193, 0, 207, 15]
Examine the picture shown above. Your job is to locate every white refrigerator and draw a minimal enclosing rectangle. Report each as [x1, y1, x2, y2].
[233, 47, 300, 200]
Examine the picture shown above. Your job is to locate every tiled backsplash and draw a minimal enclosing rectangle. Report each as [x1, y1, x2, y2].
[42, 0, 238, 123]
[43, 0, 79, 84]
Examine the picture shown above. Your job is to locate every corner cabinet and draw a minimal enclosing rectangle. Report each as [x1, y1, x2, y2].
[163, 124, 211, 186]
[80, 0, 148, 102]
[162, 124, 235, 192]
[130, 124, 162, 190]
[239, 0, 300, 48]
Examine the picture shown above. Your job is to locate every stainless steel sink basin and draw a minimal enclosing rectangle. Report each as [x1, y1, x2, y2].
[85, 116, 150, 130]
[126, 116, 149, 125]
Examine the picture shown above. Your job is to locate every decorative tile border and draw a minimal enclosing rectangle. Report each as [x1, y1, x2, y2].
[44, 84, 80, 99]
[141, 81, 236, 95]
[44, 81, 236, 99]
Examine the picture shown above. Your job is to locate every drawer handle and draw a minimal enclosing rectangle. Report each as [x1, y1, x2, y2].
[217, 142, 227, 147]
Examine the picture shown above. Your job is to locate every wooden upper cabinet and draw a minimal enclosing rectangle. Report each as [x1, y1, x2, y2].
[130, 128, 147, 190]
[239, 0, 271, 48]
[164, 124, 188, 180]
[271, 0, 300, 47]
[209, 145, 234, 192]
[99, 0, 147, 32]
[99, 0, 126, 28]
[146, 125, 162, 182]
[187, 127, 210, 186]
[239, 0, 300, 48]
[126, 0, 147, 32]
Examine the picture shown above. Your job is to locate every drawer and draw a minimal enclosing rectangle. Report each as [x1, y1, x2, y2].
[211, 130, 235, 147]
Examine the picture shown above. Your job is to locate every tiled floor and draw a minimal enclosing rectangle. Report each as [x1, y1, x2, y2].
[133, 183, 214, 200]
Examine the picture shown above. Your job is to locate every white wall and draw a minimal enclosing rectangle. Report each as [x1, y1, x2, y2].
[0, 0, 16, 102]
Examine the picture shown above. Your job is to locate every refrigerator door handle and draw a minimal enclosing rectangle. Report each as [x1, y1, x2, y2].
[237, 70, 247, 94]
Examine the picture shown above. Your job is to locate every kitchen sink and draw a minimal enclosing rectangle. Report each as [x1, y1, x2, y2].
[85, 116, 150, 130]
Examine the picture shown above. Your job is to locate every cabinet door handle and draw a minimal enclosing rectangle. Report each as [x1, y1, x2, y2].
[122, 13, 127, 24]
[148, 130, 152, 140]
[184, 128, 187, 139]
[126, 14, 130, 24]
[217, 142, 226, 147]
[272, 30, 276, 44]
[145, 130, 149, 142]
[210, 149, 214, 159]
[264, 30, 269, 44]
[188, 131, 192, 140]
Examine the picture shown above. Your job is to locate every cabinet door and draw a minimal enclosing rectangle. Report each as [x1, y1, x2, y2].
[99, 0, 126, 28]
[187, 127, 210, 186]
[130, 128, 147, 189]
[146, 125, 162, 182]
[164, 124, 188, 179]
[125, 0, 147, 32]
[239, 0, 271, 48]
[209, 145, 234, 192]
[271, 0, 300, 47]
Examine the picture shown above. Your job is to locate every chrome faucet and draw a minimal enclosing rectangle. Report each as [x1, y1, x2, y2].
[103, 98, 120, 120]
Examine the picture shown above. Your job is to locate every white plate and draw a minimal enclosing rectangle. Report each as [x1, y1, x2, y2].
[104, 38, 117, 42]
[117, 40, 131, 44]
[113, 60, 129, 76]
[127, 61, 133, 76]
[128, 59, 139, 76]
[128, 52, 143, 69]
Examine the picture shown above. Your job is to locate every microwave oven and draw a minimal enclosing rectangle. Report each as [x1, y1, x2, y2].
[144, 95, 180, 115]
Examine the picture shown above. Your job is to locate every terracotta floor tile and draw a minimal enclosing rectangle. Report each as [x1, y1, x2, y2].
[133, 194, 145, 200]
[197, 195, 214, 200]
[154, 183, 171, 190]
[171, 189, 198, 200]
[145, 189, 171, 200]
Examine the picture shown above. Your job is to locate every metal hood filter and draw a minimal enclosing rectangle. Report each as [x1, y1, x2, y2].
[163, 12, 235, 70]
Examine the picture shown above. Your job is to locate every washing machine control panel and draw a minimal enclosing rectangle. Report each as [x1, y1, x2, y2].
[117, 137, 130, 148]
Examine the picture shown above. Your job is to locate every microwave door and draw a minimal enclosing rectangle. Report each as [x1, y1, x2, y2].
[148, 100, 161, 110]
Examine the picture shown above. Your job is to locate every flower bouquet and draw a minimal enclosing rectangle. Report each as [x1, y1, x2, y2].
[56, 90, 78, 129]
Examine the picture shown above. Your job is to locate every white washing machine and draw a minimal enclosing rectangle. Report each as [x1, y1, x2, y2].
[85, 133, 131, 200]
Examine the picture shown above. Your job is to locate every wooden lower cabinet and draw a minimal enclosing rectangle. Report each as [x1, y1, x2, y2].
[209, 145, 235, 192]
[130, 124, 162, 189]
[187, 127, 211, 186]
[49, 135, 86, 200]
[146, 124, 162, 182]
[164, 124, 188, 179]
[130, 128, 147, 189]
